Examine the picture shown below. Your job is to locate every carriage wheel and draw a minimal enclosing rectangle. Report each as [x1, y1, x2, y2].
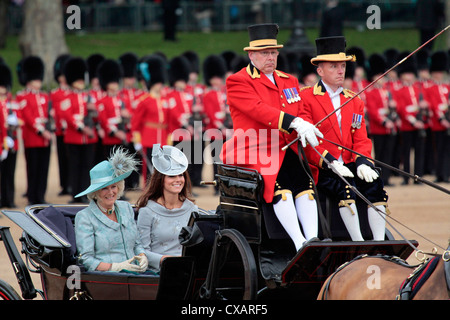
[200, 229, 258, 300]
[0, 279, 21, 300]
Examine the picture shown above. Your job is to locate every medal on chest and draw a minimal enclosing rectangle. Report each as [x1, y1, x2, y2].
[351, 113, 363, 129]
[283, 87, 300, 104]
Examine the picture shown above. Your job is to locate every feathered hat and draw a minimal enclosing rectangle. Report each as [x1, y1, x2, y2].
[76, 147, 139, 198]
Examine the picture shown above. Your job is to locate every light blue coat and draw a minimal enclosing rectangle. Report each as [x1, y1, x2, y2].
[75, 200, 145, 271]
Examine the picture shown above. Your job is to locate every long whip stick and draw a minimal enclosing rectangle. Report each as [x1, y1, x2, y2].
[282, 24, 450, 152]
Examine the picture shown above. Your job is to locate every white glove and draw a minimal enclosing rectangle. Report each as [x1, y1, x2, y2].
[134, 143, 142, 152]
[5, 136, 14, 149]
[110, 257, 142, 273]
[289, 117, 323, 148]
[357, 164, 379, 183]
[1, 150, 8, 161]
[329, 160, 354, 178]
[7, 114, 18, 126]
[133, 254, 148, 273]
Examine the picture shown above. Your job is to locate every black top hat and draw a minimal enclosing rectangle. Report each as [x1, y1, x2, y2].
[429, 50, 448, 73]
[98, 59, 123, 91]
[168, 56, 191, 86]
[244, 23, 283, 51]
[367, 53, 387, 80]
[310, 36, 355, 66]
[22, 56, 45, 83]
[203, 55, 227, 86]
[64, 57, 87, 85]
[138, 55, 167, 89]
[119, 52, 138, 78]
[0, 63, 12, 89]
[53, 54, 71, 83]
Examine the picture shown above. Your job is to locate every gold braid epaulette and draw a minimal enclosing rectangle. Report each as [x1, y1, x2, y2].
[299, 86, 311, 92]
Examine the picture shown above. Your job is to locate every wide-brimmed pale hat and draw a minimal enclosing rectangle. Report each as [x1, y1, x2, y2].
[75, 147, 138, 198]
[243, 23, 284, 52]
[310, 36, 356, 66]
[152, 144, 188, 176]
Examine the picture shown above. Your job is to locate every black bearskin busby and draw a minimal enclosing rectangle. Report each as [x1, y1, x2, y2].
[429, 50, 449, 73]
[231, 55, 250, 73]
[367, 53, 387, 81]
[203, 55, 227, 87]
[168, 56, 190, 87]
[86, 53, 105, 82]
[118, 52, 138, 78]
[64, 57, 88, 86]
[138, 55, 167, 90]
[54, 54, 71, 83]
[182, 50, 200, 74]
[396, 51, 417, 77]
[98, 59, 123, 91]
[22, 56, 45, 84]
[0, 63, 12, 90]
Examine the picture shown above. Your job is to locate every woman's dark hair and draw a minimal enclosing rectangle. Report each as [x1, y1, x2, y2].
[136, 170, 194, 209]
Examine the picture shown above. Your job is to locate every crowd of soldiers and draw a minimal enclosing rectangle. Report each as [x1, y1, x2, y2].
[0, 45, 448, 207]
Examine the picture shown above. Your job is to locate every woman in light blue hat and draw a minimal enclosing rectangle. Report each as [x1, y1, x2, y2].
[136, 144, 198, 272]
[75, 147, 148, 273]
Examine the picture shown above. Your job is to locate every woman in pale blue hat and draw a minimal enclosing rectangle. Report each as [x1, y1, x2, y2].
[75, 147, 148, 273]
[136, 144, 198, 272]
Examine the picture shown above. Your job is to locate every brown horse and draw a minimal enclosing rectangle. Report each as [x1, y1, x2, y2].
[317, 249, 450, 300]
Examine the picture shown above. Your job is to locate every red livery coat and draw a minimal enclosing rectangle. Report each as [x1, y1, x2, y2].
[220, 64, 301, 203]
[299, 81, 373, 182]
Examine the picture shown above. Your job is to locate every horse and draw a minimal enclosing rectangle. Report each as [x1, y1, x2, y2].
[317, 246, 450, 300]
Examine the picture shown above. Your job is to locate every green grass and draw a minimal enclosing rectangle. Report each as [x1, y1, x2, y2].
[1, 27, 447, 94]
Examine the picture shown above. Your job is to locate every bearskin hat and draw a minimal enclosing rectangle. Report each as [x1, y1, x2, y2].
[396, 51, 417, 76]
[383, 48, 399, 69]
[416, 49, 430, 71]
[53, 54, 71, 83]
[203, 55, 227, 86]
[429, 50, 448, 73]
[182, 50, 200, 74]
[16, 59, 26, 86]
[367, 53, 387, 81]
[276, 51, 289, 73]
[0, 63, 12, 89]
[138, 55, 167, 89]
[98, 59, 123, 91]
[64, 57, 88, 85]
[299, 54, 317, 83]
[119, 52, 138, 78]
[221, 50, 238, 73]
[231, 55, 250, 73]
[168, 56, 190, 87]
[22, 56, 45, 83]
[86, 53, 105, 82]
[347, 46, 366, 68]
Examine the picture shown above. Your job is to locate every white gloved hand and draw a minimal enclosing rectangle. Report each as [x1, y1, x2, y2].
[289, 117, 323, 148]
[134, 143, 142, 152]
[329, 160, 354, 178]
[133, 254, 148, 273]
[1, 150, 8, 161]
[110, 257, 142, 273]
[7, 114, 18, 126]
[5, 136, 14, 149]
[357, 164, 379, 183]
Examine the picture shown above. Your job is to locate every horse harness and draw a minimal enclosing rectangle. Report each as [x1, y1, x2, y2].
[320, 253, 450, 300]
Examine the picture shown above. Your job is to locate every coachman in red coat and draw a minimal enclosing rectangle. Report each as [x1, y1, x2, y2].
[221, 24, 323, 251]
[299, 36, 388, 241]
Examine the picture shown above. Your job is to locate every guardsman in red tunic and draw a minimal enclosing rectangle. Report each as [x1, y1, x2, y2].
[299, 36, 388, 241]
[221, 24, 323, 251]
[131, 55, 169, 182]
[392, 51, 428, 185]
[0, 63, 18, 208]
[365, 53, 398, 186]
[61, 57, 98, 204]
[51, 54, 72, 196]
[16, 56, 53, 205]
[96, 59, 129, 159]
[424, 51, 450, 182]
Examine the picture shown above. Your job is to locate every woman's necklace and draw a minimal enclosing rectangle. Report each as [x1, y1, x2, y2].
[97, 202, 114, 215]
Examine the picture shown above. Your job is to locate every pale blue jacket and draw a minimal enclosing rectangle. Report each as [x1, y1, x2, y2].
[75, 200, 145, 271]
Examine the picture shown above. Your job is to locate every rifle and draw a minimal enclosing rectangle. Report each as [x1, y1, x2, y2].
[385, 91, 398, 136]
[45, 100, 56, 133]
[84, 95, 97, 138]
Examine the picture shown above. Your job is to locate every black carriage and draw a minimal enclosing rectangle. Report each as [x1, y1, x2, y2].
[0, 163, 418, 300]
